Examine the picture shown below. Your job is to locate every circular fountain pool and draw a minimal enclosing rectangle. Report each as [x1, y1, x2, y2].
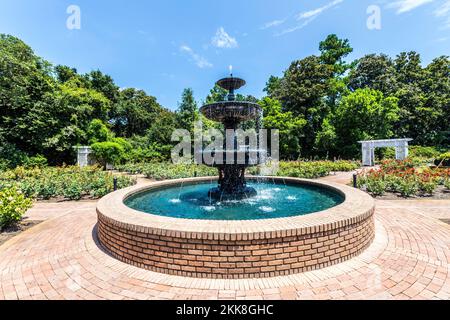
[124, 181, 344, 220]
[97, 177, 375, 279]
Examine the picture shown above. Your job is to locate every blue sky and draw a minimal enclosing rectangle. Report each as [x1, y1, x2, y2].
[1, 0, 449, 109]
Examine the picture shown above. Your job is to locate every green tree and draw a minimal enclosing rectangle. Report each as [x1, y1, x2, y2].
[331, 89, 400, 157]
[205, 84, 228, 104]
[275, 55, 334, 156]
[319, 34, 353, 76]
[348, 54, 397, 95]
[86, 119, 112, 144]
[263, 76, 281, 97]
[112, 88, 163, 137]
[91, 141, 124, 169]
[422, 56, 450, 146]
[0, 34, 58, 160]
[259, 97, 306, 159]
[85, 70, 120, 103]
[176, 88, 199, 132]
[54, 65, 78, 83]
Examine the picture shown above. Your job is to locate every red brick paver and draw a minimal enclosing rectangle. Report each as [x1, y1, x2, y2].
[0, 187, 449, 300]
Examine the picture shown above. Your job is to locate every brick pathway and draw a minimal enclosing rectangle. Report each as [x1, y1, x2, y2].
[0, 180, 449, 300]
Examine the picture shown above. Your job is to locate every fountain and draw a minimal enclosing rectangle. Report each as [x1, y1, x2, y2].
[199, 74, 263, 200]
[96, 73, 376, 279]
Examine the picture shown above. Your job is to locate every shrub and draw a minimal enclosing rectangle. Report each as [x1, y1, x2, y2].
[87, 119, 113, 144]
[435, 152, 450, 167]
[0, 166, 136, 201]
[0, 187, 33, 230]
[366, 178, 386, 196]
[273, 160, 359, 179]
[444, 179, 450, 191]
[409, 146, 440, 159]
[91, 142, 125, 168]
[397, 178, 419, 197]
[23, 154, 48, 168]
[418, 179, 437, 195]
[117, 160, 359, 180]
[62, 181, 83, 200]
[384, 175, 402, 193]
[143, 163, 216, 180]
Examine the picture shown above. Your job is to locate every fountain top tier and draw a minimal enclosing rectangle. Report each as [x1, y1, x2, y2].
[216, 77, 246, 94]
[200, 76, 261, 126]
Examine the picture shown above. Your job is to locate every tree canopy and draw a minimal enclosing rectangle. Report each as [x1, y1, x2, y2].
[0, 33, 448, 167]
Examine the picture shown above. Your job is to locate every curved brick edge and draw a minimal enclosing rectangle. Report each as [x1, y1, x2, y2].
[97, 177, 375, 279]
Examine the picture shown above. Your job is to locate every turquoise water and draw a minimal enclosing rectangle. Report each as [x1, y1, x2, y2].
[124, 181, 344, 221]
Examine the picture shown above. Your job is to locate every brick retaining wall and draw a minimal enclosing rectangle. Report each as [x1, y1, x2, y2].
[97, 207, 375, 279]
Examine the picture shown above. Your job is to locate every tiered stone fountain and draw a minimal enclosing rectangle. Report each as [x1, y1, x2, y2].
[199, 75, 264, 200]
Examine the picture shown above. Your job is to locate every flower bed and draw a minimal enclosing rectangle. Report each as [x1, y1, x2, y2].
[268, 160, 360, 179]
[116, 160, 360, 180]
[357, 159, 450, 198]
[0, 166, 136, 201]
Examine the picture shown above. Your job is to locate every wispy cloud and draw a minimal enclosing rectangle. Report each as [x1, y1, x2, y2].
[211, 27, 238, 48]
[260, 19, 286, 30]
[179, 45, 212, 68]
[434, 0, 450, 16]
[435, 36, 449, 41]
[296, 0, 344, 20]
[275, 18, 316, 36]
[434, 0, 450, 28]
[387, 0, 433, 14]
[274, 0, 343, 36]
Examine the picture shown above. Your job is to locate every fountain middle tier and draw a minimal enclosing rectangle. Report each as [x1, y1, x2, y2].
[196, 148, 268, 167]
[200, 101, 261, 124]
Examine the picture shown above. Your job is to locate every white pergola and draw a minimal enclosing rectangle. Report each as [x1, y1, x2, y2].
[75, 146, 94, 167]
[358, 138, 413, 166]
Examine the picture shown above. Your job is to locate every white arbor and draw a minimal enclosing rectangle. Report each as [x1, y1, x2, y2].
[358, 139, 413, 166]
[74, 146, 94, 167]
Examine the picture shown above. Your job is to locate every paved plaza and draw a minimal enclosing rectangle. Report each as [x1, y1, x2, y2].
[0, 174, 449, 300]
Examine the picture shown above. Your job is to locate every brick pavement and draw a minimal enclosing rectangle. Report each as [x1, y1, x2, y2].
[0, 176, 449, 300]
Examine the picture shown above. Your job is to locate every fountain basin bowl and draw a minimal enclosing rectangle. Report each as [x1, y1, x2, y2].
[96, 177, 375, 279]
[200, 101, 261, 122]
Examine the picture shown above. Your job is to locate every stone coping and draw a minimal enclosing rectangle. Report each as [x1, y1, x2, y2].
[96, 176, 375, 240]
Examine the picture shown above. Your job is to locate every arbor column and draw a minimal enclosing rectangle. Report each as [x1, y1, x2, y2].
[361, 143, 372, 166]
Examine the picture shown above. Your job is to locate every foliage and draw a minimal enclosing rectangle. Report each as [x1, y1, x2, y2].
[87, 119, 112, 144]
[117, 160, 359, 180]
[274, 55, 334, 157]
[0, 166, 135, 200]
[326, 89, 399, 157]
[259, 97, 306, 159]
[348, 54, 397, 95]
[111, 88, 164, 138]
[0, 187, 33, 229]
[444, 179, 450, 191]
[23, 155, 48, 168]
[176, 88, 199, 133]
[366, 178, 387, 196]
[409, 146, 442, 159]
[249, 160, 360, 179]
[91, 142, 124, 168]
[1, 33, 448, 165]
[143, 163, 216, 180]
[435, 152, 450, 167]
